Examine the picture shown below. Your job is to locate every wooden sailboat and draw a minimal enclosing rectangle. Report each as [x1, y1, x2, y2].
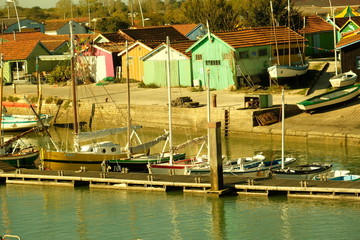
[0, 55, 39, 168]
[267, 0, 309, 79]
[41, 25, 178, 172]
[40, 23, 151, 171]
[105, 41, 186, 172]
[147, 37, 207, 175]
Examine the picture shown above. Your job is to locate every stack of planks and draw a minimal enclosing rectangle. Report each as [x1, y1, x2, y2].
[171, 96, 199, 108]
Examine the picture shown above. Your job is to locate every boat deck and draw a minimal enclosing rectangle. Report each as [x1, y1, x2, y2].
[1, 169, 360, 199]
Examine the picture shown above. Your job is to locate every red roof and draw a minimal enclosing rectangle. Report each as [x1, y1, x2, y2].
[0, 40, 43, 60]
[41, 40, 68, 52]
[214, 26, 305, 49]
[301, 15, 334, 34]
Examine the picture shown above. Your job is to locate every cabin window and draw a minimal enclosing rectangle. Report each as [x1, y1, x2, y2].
[275, 48, 299, 56]
[239, 51, 249, 59]
[357, 57, 360, 69]
[205, 60, 221, 66]
[258, 48, 268, 57]
[250, 50, 258, 59]
[111, 147, 117, 152]
[195, 54, 203, 60]
[102, 149, 106, 153]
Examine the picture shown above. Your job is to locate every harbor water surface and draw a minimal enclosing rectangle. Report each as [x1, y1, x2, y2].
[1, 127, 360, 239]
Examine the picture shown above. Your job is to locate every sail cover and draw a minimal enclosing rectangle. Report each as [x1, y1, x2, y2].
[128, 133, 169, 153]
[76, 126, 142, 142]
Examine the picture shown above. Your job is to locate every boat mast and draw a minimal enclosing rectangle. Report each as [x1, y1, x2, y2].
[126, 40, 131, 157]
[281, 88, 285, 169]
[166, 36, 173, 164]
[287, 0, 291, 66]
[270, 1, 280, 65]
[329, 0, 338, 75]
[0, 54, 4, 154]
[70, 21, 79, 150]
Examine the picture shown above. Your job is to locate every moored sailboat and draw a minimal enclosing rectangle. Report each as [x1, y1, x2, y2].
[267, 1, 309, 79]
[40, 23, 152, 171]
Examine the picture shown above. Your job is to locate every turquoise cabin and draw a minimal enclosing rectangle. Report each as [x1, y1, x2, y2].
[186, 27, 303, 90]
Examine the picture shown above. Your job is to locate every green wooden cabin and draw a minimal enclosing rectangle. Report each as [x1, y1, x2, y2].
[141, 41, 194, 87]
[0, 40, 52, 83]
[186, 27, 306, 90]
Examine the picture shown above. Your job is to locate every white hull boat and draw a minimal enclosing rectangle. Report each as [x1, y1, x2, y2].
[268, 62, 309, 79]
[329, 70, 357, 88]
[2, 114, 52, 131]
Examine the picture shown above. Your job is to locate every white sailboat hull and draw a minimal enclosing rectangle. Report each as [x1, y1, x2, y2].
[268, 63, 309, 79]
[2, 114, 52, 131]
[329, 70, 357, 88]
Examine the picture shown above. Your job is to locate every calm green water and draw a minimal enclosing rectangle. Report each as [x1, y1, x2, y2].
[2, 186, 360, 240]
[1, 128, 360, 239]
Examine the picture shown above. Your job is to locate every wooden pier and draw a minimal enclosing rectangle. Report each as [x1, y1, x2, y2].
[1, 168, 360, 200]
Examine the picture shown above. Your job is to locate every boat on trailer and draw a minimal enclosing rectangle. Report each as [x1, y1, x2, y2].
[329, 70, 357, 88]
[296, 84, 360, 111]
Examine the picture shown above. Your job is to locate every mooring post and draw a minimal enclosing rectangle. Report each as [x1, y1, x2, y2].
[208, 121, 224, 192]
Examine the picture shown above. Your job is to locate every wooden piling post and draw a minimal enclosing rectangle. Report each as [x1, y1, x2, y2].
[208, 121, 224, 192]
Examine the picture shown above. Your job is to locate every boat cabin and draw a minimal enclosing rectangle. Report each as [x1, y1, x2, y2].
[80, 141, 124, 155]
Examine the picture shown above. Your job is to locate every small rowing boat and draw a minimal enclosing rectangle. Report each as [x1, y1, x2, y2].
[296, 84, 360, 111]
[329, 70, 357, 88]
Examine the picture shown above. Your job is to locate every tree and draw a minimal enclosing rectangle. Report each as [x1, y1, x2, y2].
[231, 0, 302, 29]
[96, 16, 130, 32]
[180, 0, 238, 31]
[55, 0, 74, 19]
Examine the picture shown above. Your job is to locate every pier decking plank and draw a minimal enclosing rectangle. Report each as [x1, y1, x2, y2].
[1, 169, 360, 199]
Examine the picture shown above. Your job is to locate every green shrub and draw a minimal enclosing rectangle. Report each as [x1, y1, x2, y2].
[138, 82, 160, 88]
[28, 96, 38, 103]
[190, 87, 204, 92]
[63, 100, 71, 109]
[7, 96, 19, 102]
[47, 65, 71, 84]
[45, 97, 54, 104]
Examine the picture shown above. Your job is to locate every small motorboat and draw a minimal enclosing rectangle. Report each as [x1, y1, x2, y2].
[273, 163, 333, 180]
[314, 170, 360, 181]
[296, 84, 360, 111]
[329, 70, 357, 88]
